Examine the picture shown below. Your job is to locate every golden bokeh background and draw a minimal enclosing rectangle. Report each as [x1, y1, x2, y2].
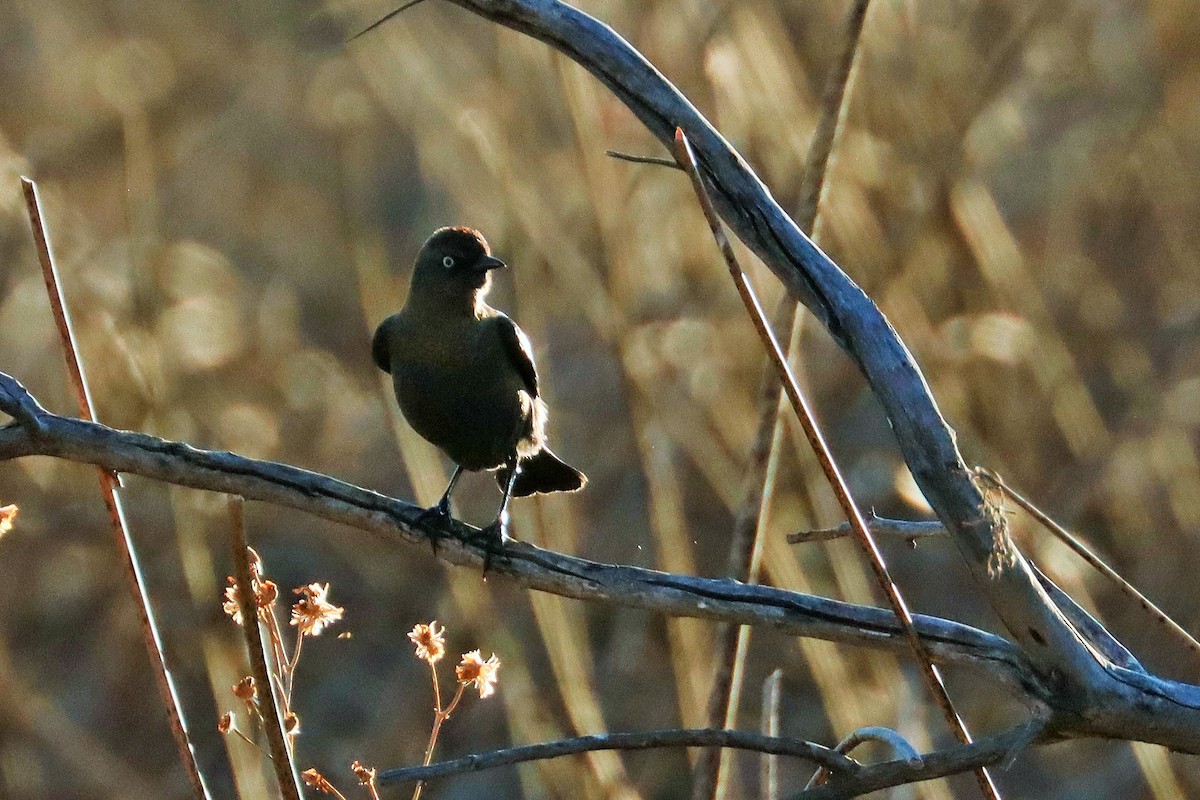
[1, 0, 1199, 798]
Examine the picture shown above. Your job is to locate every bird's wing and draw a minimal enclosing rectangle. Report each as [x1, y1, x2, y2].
[496, 314, 540, 397]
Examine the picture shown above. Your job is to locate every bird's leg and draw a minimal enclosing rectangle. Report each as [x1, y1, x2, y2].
[433, 465, 464, 518]
[417, 465, 464, 554]
[475, 456, 520, 573]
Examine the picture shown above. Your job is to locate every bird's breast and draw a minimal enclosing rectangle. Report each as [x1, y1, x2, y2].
[391, 326, 536, 470]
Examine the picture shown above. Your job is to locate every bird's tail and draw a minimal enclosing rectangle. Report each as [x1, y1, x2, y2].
[497, 448, 586, 497]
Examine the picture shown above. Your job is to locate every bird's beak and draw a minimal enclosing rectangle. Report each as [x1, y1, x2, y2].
[477, 255, 507, 272]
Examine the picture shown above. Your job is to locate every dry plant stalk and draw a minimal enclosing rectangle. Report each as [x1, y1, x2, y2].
[406, 621, 501, 800]
[697, 2, 873, 797]
[20, 176, 213, 800]
[222, 512, 383, 799]
[670, 129, 1002, 800]
[227, 495, 305, 800]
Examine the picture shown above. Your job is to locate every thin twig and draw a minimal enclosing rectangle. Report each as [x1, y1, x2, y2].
[228, 496, 304, 800]
[347, 0, 431, 42]
[788, 518, 945, 544]
[377, 728, 858, 786]
[694, 4, 872, 794]
[670, 130, 1002, 800]
[976, 468, 1200, 660]
[605, 150, 682, 169]
[21, 176, 213, 800]
[794, 720, 1047, 800]
[804, 726, 921, 789]
[412, 682, 467, 800]
[789, 515, 1149, 670]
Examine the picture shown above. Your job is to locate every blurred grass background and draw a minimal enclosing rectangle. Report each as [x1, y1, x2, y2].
[1, 0, 1199, 798]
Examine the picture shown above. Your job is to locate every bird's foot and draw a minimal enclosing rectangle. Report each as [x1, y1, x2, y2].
[416, 500, 454, 556]
[464, 518, 510, 576]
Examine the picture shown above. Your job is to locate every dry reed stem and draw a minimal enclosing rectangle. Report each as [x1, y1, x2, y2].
[694, 2, 873, 796]
[20, 176, 214, 800]
[760, 669, 782, 800]
[670, 130, 1001, 800]
[227, 496, 304, 800]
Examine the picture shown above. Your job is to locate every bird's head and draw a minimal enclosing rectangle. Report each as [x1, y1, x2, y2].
[409, 226, 506, 310]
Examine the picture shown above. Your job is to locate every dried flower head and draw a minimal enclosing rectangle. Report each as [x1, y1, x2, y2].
[232, 676, 256, 703]
[222, 577, 278, 625]
[301, 768, 336, 794]
[408, 621, 446, 664]
[222, 579, 244, 624]
[257, 579, 278, 607]
[0, 504, 18, 538]
[285, 711, 301, 735]
[350, 760, 376, 786]
[291, 582, 344, 636]
[456, 650, 501, 699]
[217, 711, 234, 734]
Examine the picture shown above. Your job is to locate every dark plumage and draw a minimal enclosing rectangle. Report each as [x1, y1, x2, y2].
[372, 227, 586, 541]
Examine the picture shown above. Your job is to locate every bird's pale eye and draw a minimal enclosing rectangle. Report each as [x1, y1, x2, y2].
[442, 255, 455, 269]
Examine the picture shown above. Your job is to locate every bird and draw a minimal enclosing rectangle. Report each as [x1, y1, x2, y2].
[372, 226, 586, 546]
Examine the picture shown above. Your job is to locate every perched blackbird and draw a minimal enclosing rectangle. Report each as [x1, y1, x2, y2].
[372, 227, 586, 543]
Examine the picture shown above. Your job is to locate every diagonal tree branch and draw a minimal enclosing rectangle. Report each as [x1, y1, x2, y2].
[673, 127, 997, 797]
[422, 0, 1200, 764]
[437, 0, 1097, 697]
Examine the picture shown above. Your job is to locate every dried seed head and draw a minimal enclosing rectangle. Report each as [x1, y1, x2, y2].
[456, 650, 501, 699]
[407, 621, 446, 664]
[256, 579, 278, 608]
[232, 676, 257, 703]
[0, 504, 18, 538]
[222, 579, 244, 624]
[217, 711, 234, 734]
[290, 582, 344, 636]
[350, 760, 376, 786]
[301, 768, 336, 794]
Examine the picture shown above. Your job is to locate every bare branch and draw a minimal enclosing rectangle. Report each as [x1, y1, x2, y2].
[0, 373, 1024, 678]
[604, 149, 680, 169]
[0, 372, 45, 434]
[976, 468, 1200, 659]
[795, 720, 1049, 800]
[6, 375, 1200, 752]
[788, 518, 944, 544]
[375, 729, 859, 787]
[804, 726, 921, 790]
[789, 514, 1147, 673]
